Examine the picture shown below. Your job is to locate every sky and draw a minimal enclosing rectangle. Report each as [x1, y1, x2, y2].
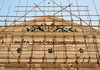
[0, 0, 100, 27]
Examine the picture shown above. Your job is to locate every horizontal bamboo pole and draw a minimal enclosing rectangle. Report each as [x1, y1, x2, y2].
[15, 6, 89, 7]
[0, 62, 99, 64]
[14, 10, 90, 12]
[0, 50, 99, 52]
[0, 20, 99, 22]
[0, 66, 98, 68]
[0, 23, 99, 26]
[0, 57, 98, 59]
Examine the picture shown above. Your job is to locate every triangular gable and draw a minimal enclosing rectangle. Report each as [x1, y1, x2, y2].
[1, 15, 99, 35]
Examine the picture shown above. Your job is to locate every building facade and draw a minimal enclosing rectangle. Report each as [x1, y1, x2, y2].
[0, 15, 100, 70]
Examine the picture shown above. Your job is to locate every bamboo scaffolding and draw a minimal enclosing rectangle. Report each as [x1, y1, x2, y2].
[0, 0, 100, 70]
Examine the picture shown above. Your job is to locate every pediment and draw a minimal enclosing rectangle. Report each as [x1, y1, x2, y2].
[1, 15, 99, 35]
